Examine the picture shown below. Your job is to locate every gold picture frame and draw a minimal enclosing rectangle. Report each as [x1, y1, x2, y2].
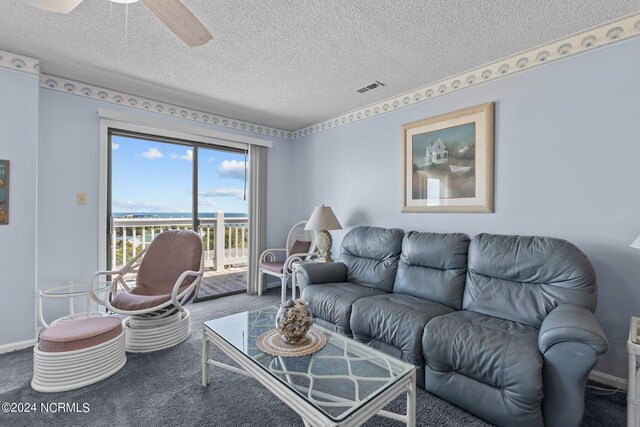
[402, 103, 494, 213]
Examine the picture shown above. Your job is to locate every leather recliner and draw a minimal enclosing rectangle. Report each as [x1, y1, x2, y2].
[350, 231, 470, 388]
[298, 226, 404, 335]
[423, 233, 608, 426]
[296, 226, 608, 426]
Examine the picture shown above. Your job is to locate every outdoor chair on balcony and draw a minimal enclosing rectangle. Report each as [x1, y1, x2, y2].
[258, 220, 317, 303]
[89, 230, 204, 353]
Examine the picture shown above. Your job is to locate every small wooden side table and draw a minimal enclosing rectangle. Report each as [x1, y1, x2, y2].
[628, 317, 640, 426]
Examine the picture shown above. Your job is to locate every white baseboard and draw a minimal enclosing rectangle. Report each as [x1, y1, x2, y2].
[0, 339, 36, 354]
[589, 370, 627, 390]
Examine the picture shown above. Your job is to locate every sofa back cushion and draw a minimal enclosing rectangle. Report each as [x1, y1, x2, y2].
[394, 231, 470, 309]
[463, 233, 597, 328]
[341, 226, 404, 292]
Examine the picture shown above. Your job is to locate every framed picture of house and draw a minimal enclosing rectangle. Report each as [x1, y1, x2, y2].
[402, 103, 494, 213]
[0, 159, 8, 224]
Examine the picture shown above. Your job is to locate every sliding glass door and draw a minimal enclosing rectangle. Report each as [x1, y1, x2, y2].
[108, 133, 193, 270]
[107, 130, 249, 298]
[197, 146, 248, 298]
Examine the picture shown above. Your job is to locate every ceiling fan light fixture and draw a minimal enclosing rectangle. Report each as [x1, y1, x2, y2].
[36, 0, 212, 48]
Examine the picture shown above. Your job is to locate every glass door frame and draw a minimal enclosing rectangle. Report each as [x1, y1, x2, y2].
[97, 113, 269, 274]
[106, 128, 247, 270]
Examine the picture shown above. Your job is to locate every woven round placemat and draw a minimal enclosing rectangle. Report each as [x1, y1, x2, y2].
[257, 328, 327, 357]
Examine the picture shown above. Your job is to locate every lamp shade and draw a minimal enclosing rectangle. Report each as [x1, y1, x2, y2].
[632, 235, 640, 249]
[305, 205, 342, 231]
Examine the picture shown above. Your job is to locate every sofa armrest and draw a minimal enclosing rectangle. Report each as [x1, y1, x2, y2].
[538, 304, 608, 355]
[295, 262, 347, 290]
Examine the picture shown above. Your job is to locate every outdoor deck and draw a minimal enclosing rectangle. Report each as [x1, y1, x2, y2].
[195, 266, 247, 301]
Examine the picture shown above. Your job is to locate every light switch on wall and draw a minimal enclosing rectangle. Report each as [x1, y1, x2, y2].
[76, 192, 87, 205]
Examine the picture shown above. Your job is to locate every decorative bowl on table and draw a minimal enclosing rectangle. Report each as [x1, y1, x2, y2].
[275, 299, 313, 344]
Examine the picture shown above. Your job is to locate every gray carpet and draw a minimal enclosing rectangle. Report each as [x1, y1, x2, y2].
[0, 288, 626, 426]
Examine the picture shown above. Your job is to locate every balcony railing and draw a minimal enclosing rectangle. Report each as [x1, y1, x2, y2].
[111, 211, 248, 271]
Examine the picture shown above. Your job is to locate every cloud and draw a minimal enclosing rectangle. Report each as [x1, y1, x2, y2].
[198, 199, 217, 207]
[170, 149, 193, 161]
[218, 160, 247, 180]
[112, 143, 120, 150]
[199, 188, 245, 199]
[142, 147, 163, 160]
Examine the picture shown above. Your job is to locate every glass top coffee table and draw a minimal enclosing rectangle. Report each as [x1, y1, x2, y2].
[202, 306, 416, 426]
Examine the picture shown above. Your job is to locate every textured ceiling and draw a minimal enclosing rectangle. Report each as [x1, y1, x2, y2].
[0, 1, 639, 131]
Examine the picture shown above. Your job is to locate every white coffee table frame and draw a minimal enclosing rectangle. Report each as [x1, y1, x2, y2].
[202, 326, 416, 426]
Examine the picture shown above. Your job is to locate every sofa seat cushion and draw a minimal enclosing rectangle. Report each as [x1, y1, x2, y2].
[351, 294, 454, 367]
[301, 282, 385, 336]
[39, 317, 123, 353]
[424, 310, 543, 425]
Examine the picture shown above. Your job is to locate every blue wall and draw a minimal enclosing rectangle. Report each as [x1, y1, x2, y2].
[36, 90, 293, 316]
[291, 37, 640, 378]
[1, 79, 293, 345]
[0, 68, 39, 345]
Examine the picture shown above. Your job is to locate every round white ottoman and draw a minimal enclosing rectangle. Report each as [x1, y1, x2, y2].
[31, 316, 126, 393]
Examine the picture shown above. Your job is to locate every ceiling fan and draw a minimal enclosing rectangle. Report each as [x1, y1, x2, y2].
[33, 0, 213, 47]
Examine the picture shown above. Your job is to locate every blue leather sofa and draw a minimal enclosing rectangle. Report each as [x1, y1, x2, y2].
[296, 226, 608, 427]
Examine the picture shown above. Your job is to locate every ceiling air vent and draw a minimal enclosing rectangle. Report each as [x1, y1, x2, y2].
[356, 81, 385, 93]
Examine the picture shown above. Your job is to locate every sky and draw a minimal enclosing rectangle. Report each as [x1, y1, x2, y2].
[111, 135, 248, 215]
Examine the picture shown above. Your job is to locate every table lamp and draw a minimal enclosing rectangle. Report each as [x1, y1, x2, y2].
[305, 205, 342, 262]
[632, 235, 640, 249]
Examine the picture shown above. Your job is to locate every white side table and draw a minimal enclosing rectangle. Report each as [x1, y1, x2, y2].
[628, 317, 640, 427]
[37, 281, 110, 329]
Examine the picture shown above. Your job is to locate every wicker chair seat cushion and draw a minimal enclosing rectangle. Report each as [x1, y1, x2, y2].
[259, 262, 285, 274]
[110, 290, 178, 311]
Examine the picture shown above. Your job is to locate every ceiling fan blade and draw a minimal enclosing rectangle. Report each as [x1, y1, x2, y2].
[33, 0, 84, 14]
[141, 0, 213, 48]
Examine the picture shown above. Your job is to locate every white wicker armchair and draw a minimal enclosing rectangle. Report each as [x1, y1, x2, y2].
[89, 230, 204, 353]
[258, 220, 317, 303]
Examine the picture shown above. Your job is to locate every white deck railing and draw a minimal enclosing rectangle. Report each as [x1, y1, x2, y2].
[112, 211, 248, 270]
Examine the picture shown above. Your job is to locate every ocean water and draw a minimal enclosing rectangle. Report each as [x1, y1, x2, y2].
[113, 212, 247, 219]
